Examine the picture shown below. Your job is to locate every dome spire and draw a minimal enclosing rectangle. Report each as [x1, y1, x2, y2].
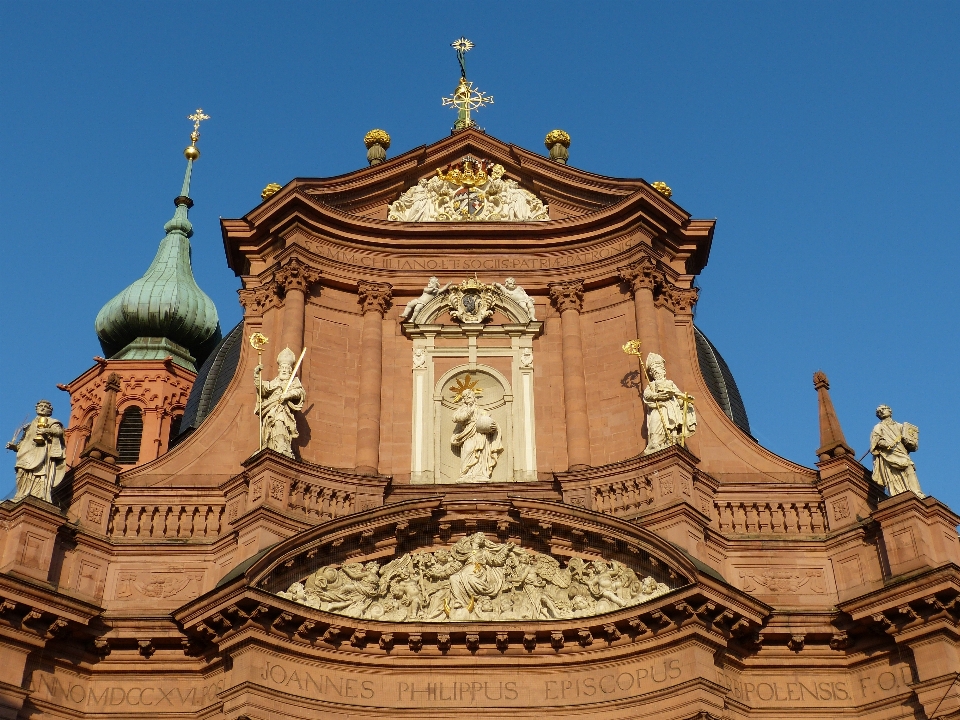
[94, 110, 221, 372]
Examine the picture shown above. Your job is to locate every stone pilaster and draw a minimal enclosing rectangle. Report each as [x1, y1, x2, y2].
[355, 281, 392, 476]
[274, 258, 321, 356]
[549, 279, 591, 470]
[619, 256, 661, 357]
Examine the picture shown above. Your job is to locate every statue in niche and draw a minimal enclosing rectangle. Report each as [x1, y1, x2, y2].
[254, 347, 305, 458]
[449, 375, 503, 482]
[495, 277, 537, 320]
[870, 405, 923, 498]
[6, 400, 66, 503]
[399, 276, 450, 322]
[642, 353, 697, 455]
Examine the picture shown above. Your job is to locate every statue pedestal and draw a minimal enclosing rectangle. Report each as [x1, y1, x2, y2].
[225, 450, 389, 567]
[873, 492, 960, 576]
[65, 458, 120, 535]
[0, 497, 66, 583]
[557, 444, 712, 562]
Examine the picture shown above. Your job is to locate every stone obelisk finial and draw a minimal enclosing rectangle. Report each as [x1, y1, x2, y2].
[81, 373, 121, 463]
[813, 370, 854, 462]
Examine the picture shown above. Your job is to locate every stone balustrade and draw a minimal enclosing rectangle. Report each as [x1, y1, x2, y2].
[109, 499, 225, 539]
[589, 476, 655, 516]
[714, 498, 828, 535]
[287, 480, 356, 520]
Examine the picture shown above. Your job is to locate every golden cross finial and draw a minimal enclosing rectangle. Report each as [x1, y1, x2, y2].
[442, 38, 492, 131]
[187, 108, 210, 145]
[442, 78, 493, 131]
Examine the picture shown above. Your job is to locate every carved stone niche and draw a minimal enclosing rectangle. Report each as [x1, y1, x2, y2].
[403, 278, 543, 484]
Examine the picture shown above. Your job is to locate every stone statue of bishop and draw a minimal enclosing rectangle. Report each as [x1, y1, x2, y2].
[254, 348, 305, 458]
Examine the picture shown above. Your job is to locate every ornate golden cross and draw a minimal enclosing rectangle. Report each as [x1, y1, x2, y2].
[187, 108, 210, 144]
[442, 39, 492, 131]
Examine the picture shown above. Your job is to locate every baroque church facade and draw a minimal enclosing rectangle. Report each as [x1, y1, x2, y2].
[2, 65, 959, 720]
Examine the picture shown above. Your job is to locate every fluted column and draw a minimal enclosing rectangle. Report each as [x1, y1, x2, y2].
[275, 258, 321, 356]
[619, 256, 661, 357]
[549, 280, 591, 470]
[355, 281, 392, 476]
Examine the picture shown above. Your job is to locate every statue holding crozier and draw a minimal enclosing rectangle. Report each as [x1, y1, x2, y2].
[869, 405, 924, 498]
[254, 347, 306, 458]
[6, 400, 66, 503]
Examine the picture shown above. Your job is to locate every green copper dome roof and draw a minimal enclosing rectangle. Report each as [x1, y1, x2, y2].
[95, 158, 220, 371]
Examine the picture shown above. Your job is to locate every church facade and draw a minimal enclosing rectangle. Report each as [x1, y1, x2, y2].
[1, 87, 959, 720]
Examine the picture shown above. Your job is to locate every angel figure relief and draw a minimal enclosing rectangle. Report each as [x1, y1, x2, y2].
[277, 532, 672, 623]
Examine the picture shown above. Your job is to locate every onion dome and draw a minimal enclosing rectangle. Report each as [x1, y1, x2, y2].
[95, 118, 221, 371]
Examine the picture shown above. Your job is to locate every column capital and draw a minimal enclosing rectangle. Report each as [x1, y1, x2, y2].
[653, 283, 676, 311]
[548, 279, 585, 314]
[274, 257, 322, 295]
[238, 280, 281, 316]
[618, 256, 660, 294]
[357, 280, 393, 316]
[671, 286, 699, 315]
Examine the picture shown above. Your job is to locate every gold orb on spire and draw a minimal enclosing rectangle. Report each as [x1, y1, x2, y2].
[184, 145, 200, 161]
[363, 129, 391, 149]
[544, 129, 571, 149]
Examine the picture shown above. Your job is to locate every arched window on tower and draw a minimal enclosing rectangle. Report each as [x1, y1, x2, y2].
[116, 406, 143, 465]
[167, 414, 183, 449]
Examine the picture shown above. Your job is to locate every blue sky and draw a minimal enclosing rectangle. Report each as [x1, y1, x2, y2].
[1, 2, 958, 509]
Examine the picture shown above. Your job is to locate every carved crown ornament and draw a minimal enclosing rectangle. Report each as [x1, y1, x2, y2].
[387, 156, 549, 222]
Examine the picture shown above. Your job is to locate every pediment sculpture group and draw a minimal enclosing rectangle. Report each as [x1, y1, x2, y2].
[387, 159, 549, 223]
[278, 532, 671, 622]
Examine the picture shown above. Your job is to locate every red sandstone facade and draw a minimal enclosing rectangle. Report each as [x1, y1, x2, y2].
[1, 130, 958, 720]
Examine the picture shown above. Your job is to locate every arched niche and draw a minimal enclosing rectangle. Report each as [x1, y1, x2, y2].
[434, 364, 513, 484]
[403, 278, 542, 485]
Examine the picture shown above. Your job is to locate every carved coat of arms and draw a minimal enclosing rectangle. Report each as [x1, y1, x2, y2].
[446, 277, 498, 323]
[388, 157, 549, 222]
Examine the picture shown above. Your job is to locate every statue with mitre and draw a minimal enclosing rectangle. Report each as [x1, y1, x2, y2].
[6, 400, 66, 503]
[642, 353, 696, 455]
[869, 405, 923, 498]
[254, 347, 305, 458]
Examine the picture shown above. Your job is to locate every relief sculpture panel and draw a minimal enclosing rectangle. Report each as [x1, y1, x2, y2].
[277, 533, 674, 622]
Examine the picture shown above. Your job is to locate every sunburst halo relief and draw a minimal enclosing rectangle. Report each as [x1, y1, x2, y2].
[449, 374, 483, 403]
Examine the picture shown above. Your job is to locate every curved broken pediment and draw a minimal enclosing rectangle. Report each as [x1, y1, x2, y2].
[275, 532, 675, 623]
[388, 157, 549, 222]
